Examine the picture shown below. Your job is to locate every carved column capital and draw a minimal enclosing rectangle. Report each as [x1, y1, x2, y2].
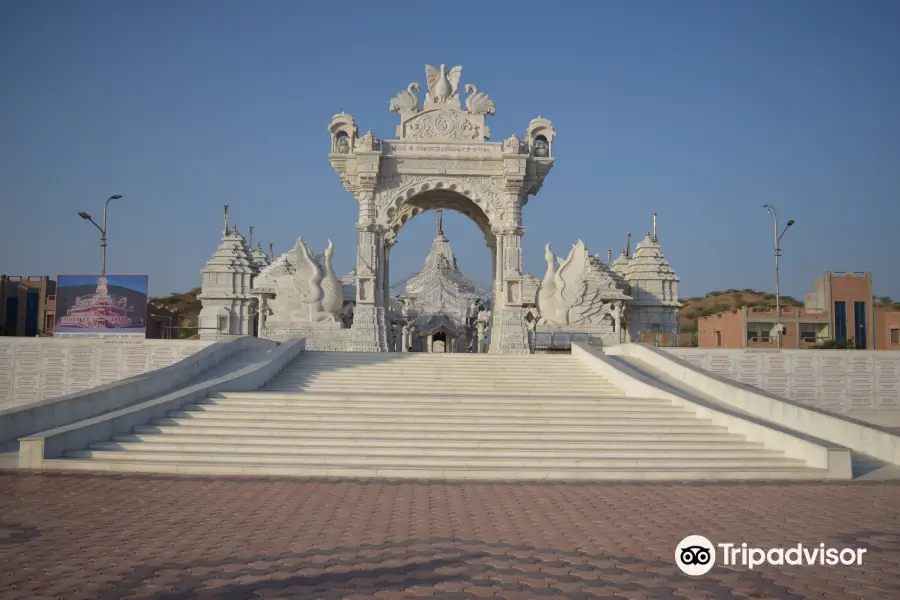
[356, 223, 386, 234]
[492, 225, 524, 237]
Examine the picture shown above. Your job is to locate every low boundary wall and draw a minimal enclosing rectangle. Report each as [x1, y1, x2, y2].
[1, 336, 270, 444]
[614, 344, 900, 466]
[0, 338, 215, 408]
[664, 348, 900, 419]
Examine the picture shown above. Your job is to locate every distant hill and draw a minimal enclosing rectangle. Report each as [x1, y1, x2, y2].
[151, 287, 201, 327]
[677, 289, 803, 333]
[677, 291, 900, 333]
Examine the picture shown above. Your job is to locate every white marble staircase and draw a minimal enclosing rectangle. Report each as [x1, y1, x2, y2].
[46, 352, 829, 479]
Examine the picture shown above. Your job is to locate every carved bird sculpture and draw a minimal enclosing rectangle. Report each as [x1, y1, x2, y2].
[536, 240, 597, 326]
[464, 84, 496, 116]
[319, 240, 343, 320]
[425, 64, 462, 104]
[389, 83, 420, 113]
[292, 236, 324, 320]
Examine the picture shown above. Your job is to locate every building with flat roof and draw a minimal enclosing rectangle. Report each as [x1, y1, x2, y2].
[0, 275, 57, 336]
[698, 271, 900, 350]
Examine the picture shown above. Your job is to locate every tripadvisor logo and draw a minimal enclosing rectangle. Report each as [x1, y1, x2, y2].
[675, 535, 867, 576]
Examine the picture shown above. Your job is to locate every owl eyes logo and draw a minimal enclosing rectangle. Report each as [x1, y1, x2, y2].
[676, 535, 716, 575]
[681, 545, 712, 565]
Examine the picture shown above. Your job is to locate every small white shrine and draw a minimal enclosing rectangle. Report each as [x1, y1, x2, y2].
[197, 206, 260, 339]
[610, 214, 681, 336]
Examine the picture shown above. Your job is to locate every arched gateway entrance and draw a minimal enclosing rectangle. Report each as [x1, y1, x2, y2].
[328, 64, 556, 353]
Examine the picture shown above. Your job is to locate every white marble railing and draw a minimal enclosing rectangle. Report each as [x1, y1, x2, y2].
[664, 348, 900, 416]
[0, 338, 214, 409]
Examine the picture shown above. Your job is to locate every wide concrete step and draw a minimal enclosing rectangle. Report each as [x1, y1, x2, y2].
[196, 397, 676, 409]
[269, 378, 614, 387]
[130, 426, 741, 441]
[145, 420, 725, 434]
[164, 411, 706, 425]
[292, 354, 579, 361]
[285, 364, 587, 370]
[92, 441, 778, 459]
[269, 380, 616, 389]
[213, 391, 635, 402]
[278, 367, 600, 375]
[43, 458, 826, 480]
[113, 432, 762, 449]
[269, 372, 612, 381]
[262, 384, 620, 394]
[181, 403, 689, 417]
[63, 449, 807, 469]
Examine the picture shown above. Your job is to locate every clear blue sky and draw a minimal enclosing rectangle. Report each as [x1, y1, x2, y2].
[2, 1, 898, 301]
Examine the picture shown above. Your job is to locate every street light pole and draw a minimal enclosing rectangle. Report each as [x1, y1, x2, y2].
[762, 204, 795, 349]
[78, 195, 122, 275]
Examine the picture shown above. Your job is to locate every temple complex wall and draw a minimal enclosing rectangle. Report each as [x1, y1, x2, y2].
[0, 338, 212, 408]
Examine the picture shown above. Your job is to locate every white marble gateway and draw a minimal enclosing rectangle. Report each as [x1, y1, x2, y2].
[327, 63, 557, 353]
[196, 63, 683, 352]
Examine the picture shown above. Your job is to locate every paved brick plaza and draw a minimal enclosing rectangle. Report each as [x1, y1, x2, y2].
[1, 473, 899, 599]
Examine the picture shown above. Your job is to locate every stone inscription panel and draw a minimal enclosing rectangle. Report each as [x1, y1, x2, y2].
[735, 353, 763, 388]
[666, 349, 900, 416]
[874, 356, 900, 410]
[846, 355, 875, 410]
[40, 346, 68, 401]
[789, 353, 819, 408]
[12, 345, 42, 404]
[383, 141, 502, 158]
[762, 353, 790, 398]
[67, 345, 98, 395]
[0, 340, 213, 408]
[0, 344, 14, 399]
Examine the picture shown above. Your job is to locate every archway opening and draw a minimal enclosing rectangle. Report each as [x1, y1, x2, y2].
[386, 190, 495, 353]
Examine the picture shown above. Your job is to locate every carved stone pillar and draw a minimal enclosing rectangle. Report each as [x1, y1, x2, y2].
[382, 240, 393, 309]
[489, 226, 529, 354]
[487, 239, 498, 314]
[257, 296, 267, 336]
[351, 192, 388, 351]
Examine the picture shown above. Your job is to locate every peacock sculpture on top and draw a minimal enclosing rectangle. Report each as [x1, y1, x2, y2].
[253, 236, 343, 325]
[536, 240, 612, 327]
[389, 64, 495, 116]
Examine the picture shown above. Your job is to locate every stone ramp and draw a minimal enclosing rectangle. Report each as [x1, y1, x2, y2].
[44, 351, 830, 479]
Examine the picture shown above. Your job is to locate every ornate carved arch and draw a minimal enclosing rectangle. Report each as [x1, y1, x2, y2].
[384, 193, 496, 246]
[378, 177, 504, 245]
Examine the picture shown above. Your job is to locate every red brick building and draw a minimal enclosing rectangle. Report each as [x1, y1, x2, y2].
[698, 271, 900, 350]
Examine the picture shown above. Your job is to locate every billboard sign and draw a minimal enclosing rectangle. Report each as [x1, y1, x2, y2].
[53, 274, 149, 339]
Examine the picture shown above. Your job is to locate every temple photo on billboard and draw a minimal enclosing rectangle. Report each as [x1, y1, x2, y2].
[53, 274, 148, 339]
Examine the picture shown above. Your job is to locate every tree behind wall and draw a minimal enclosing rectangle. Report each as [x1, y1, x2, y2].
[810, 338, 858, 350]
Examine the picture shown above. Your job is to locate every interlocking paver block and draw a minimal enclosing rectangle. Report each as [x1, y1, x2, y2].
[0, 473, 898, 599]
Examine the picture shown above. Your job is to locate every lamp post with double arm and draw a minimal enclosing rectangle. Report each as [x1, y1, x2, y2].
[78, 195, 123, 275]
[762, 204, 795, 349]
